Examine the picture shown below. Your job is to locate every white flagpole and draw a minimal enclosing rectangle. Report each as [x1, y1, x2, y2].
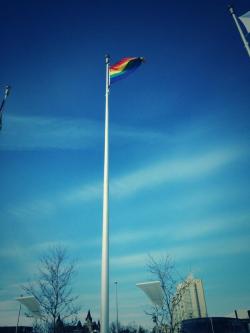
[229, 5, 250, 57]
[101, 54, 110, 333]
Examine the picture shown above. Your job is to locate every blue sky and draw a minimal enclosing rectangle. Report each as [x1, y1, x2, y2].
[0, 0, 250, 328]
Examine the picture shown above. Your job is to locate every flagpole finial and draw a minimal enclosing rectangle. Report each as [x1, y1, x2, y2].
[5, 85, 11, 96]
[228, 4, 234, 14]
[105, 54, 110, 64]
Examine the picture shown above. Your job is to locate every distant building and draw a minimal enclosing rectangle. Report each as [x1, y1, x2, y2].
[0, 311, 100, 333]
[174, 275, 207, 326]
[64, 310, 100, 333]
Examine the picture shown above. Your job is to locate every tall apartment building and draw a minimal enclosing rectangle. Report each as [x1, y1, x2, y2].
[174, 275, 207, 325]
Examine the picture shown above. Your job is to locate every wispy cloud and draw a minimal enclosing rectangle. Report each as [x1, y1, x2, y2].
[172, 211, 250, 241]
[63, 183, 102, 203]
[2, 144, 246, 222]
[3, 184, 102, 220]
[0, 114, 165, 151]
[76, 231, 250, 270]
[0, 115, 102, 150]
[0, 240, 77, 260]
[108, 233, 250, 269]
[0, 300, 19, 312]
[110, 147, 244, 198]
[0, 300, 32, 326]
[1, 112, 239, 151]
[0, 245, 27, 259]
[110, 211, 250, 245]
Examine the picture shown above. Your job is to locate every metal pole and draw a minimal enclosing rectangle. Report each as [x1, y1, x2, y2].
[101, 54, 110, 333]
[229, 5, 250, 57]
[0, 85, 11, 130]
[114, 281, 119, 333]
[209, 317, 215, 333]
[15, 303, 21, 333]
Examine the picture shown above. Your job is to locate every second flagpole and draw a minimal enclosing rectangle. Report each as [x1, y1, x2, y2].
[0, 85, 11, 130]
[101, 54, 110, 333]
[229, 5, 250, 57]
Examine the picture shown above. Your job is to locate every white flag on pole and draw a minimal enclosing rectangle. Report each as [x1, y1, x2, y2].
[239, 11, 250, 34]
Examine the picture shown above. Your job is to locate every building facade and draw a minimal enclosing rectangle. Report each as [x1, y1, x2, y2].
[174, 275, 207, 325]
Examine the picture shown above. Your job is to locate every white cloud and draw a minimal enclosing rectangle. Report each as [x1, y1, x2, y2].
[3, 144, 246, 223]
[6, 200, 56, 220]
[110, 211, 250, 245]
[110, 147, 244, 198]
[0, 115, 102, 150]
[65, 147, 247, 203]
[110, 253, 149, 268]
[0, 243, 35, 260]
[63, 183, 102, 203]
[0, 300, 32, 326]
[0, 300, 17, 312]
[0, 114, 165, 151]
[173, 211, 250, 241]
[110, 229, 157, 244]
[107, 233, 250, 269]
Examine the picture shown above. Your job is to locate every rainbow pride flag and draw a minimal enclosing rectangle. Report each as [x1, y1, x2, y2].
[109, 57, 144, 84]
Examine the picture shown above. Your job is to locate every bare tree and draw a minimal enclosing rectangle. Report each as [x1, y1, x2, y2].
[146, 255, 190, 333]
[22, 246, 80, 333]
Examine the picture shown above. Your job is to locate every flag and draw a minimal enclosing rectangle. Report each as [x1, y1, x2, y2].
[109, 57, 144, 84]
[239, 11, 250, 34]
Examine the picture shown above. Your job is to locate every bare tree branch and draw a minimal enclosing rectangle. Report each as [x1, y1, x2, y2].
[145, 255, 190, 333]
[21, 246, 80, 333]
